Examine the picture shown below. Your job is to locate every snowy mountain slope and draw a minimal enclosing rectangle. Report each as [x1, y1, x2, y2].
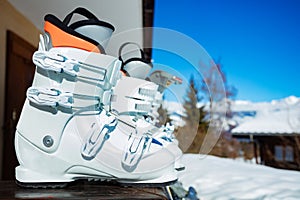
[179, 154, 300, 200]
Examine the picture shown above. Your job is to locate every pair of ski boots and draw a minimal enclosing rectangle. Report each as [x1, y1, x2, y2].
[15, 7, 183, 187]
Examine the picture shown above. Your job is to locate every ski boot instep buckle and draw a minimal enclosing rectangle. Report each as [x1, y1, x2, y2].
[27, 87, 73, 108]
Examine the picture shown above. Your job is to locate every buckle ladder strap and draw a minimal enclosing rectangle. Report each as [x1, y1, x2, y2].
[138, 88, 157, 99]
[112, 77, 162, 117]
[134, 103, 152, 112]
[133, 87, 160, 114]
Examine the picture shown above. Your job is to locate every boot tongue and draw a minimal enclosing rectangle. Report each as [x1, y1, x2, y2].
[64, 7, 115, 52]
[74, 25, 114, 50]
[44, 7, 115, 53]
[118, 42, 153, 79]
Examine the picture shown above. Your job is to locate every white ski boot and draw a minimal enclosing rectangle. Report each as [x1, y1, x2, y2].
[15, 8, 181, 187]
[118, 43, 185, 171]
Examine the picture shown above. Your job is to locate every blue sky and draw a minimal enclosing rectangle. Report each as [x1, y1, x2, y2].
[152, 0, 300, 102]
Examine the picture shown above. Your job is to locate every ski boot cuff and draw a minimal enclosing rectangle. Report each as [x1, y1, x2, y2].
[43, 7, 114, 53]
[118, 42, 152, 79]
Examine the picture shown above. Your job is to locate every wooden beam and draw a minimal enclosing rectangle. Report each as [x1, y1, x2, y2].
[142, 0, 154, 63]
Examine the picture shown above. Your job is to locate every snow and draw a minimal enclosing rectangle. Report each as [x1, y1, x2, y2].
[163, 100, 186, 127]
[231, 96, 300, 134]
[163, 101, 185, 116]
[287, 96, 300, 104]
[179, 154, 300, 200]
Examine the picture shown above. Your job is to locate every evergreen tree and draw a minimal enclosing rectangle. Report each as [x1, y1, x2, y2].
[157, 103, 171, 126]
[182, 75, 200, 128]
[176, 75, 209, 153]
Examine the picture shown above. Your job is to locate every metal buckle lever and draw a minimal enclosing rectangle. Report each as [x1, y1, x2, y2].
[33, 51, 79, 77]
[27, 87, 73, 108]
[122, 132, 152, 172]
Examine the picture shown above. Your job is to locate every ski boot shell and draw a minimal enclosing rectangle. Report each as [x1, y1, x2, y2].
[15, 46, 178, 185]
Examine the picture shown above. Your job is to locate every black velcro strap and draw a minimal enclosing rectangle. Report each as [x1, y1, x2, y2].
[118, 42, 145, 63]
[63, 7, 98, 25]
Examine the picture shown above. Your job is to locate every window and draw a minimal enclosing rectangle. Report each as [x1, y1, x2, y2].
[285, 146, 294, 162]
[274, 145, 294, 162]
[275, 145, 283, 161]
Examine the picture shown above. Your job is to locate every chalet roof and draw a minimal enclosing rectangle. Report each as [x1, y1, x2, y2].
[232, 114, 295, 136]
[231, 97, 300, 136]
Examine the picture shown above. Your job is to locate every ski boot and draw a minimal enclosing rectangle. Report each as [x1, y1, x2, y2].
[118, 42, 185, 170]
[15, 7, 181, 187]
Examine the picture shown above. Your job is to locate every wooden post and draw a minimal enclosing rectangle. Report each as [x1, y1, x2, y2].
[254, 140, 258, 164]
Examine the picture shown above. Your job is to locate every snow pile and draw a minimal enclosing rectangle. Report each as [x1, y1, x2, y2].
[178, 154, 300, 200]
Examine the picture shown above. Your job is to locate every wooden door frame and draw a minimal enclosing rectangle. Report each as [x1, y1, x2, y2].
[2, 30, 36, 180]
